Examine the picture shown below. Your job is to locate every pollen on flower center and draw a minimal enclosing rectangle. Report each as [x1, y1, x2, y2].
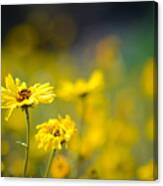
[17, 89, 32, 102]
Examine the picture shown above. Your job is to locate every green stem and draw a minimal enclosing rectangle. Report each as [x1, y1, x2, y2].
[76, 97, 87, 177]
[79, 97, 86, 135]
[23, 107, 30, 177]
[44, 149, 56, 178]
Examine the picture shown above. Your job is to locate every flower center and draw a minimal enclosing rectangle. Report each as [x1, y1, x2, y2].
[58, 163, 63, 170]
[61, 139, 66, 145]
[79, 92, 89, 98]
[17, 89, 32, 102]
[54, 129, 61, 137]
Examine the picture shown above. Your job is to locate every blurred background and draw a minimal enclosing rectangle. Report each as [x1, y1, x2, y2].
[1, 2, 157, 180]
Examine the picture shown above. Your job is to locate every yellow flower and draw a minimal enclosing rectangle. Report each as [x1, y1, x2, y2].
[142, 58, 154, 96]
[90, 146, 135, 180]
[137, 160, 157, 180]
[107, 120, 138, 146]
[1, 140, 10, 156]
[35, 115, 76, 151]
[57, 69, 104, 101]
[50, 154, 70, 178]
[2, 74, 55, 120]
[9, 158, 24, 177]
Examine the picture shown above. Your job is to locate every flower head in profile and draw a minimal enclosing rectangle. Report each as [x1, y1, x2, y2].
[57, 69, 104, 101]
[2, 74, 55, 120]
[35, 115, 76, 151]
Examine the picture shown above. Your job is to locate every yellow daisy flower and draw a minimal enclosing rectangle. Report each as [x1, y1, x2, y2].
[50, 154, 70, 178]
[57, 69, 104, 101]
[2, 74, 55, 121]
[35, 115, 76, 151]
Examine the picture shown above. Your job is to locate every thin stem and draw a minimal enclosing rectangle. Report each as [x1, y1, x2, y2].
[23, 107, 30, 177]
[76, 97, 87, 177]
[79, 97, 86, 135]
[44, 149, 56, 178]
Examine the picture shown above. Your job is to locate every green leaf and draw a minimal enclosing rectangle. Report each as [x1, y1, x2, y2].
[16, 141, 27, 148]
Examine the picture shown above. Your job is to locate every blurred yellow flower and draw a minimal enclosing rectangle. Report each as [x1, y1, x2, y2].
[91, 146, 135, 180]
[79, 124, 106, 158]
[9, 158, 24, 176]
[50, 154, 70, 178]
[2, 74, 55, 120]
[2, 140, 10, 156]
[107, 120, 138, 146]
[81, 167, 99, 179]
[57, 69, 104, 101]
[142, 58, 154, 96]
[137, 160, 156, 180]
[5, 24, 38, 57]
[35, 115, 76, 151]
[69, 123, 106, 158]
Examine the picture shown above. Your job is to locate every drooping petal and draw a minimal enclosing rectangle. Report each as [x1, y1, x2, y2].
[5, 106, 16, 121]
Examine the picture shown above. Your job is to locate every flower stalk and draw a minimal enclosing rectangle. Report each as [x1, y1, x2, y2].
[44, 149, 56, 178]
[76, 96, 87, 177]
[23, 106, 31, 177]
[79, 96, 87, 134]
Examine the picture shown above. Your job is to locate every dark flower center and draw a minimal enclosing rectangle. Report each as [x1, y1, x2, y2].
[17, 89, 32, 102]
[79, 92, 89, 98]
[54, 129, 61, 137]
[58, 163, 63, 170]
[61, 139, 66, 145]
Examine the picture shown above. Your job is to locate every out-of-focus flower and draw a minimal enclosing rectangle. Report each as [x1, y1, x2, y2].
[79, 125, 106, 158]
[75, 93, 107, 126]
[90, 146, 135, 180]
[69, 119, 106, 157]
[142, 58, 154, 96]
[1, 141, 10, 156]
[35, 115, 76, 151]
[107, 120, 138, 146]
[2, 74, 55, 120]
[81, 168, 99, 179]
[9, 158, 24, 176]
[137, 160, 156, 180]
[57, 70, 104, 101]
[4, 24, 38, 56]
[50, 154, 70, 178]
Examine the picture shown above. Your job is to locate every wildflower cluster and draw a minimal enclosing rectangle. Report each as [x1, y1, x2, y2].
[2, 74, 77, 177]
